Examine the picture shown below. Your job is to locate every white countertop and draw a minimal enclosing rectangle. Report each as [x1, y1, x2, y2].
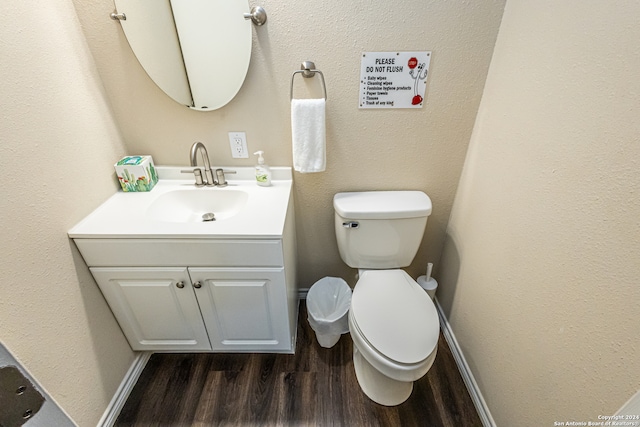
[68, 166, 293, 239]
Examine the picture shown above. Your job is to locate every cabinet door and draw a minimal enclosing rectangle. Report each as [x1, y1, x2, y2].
[90, 267, 211, 351]
[188, 268, 291, 352]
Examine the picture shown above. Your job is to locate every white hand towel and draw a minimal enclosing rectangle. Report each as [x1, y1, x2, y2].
[291, 98, 326, 173]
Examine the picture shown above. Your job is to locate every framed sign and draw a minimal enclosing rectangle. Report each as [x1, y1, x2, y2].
[359, 51, 431, 109]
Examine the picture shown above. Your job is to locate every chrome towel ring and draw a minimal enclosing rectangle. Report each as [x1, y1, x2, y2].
[290, 61, 327, 101]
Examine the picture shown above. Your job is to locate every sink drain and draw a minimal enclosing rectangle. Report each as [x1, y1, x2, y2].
[202, 213, 216, 222]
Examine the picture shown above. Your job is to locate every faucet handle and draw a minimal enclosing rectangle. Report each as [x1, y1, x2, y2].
[181, 168, 205, 187]
[215, 168, 235, 187]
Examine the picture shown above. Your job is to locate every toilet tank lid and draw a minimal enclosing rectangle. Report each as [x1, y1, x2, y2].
[334, 191, 432, 219]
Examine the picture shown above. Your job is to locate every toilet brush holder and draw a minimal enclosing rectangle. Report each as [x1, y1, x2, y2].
[417, 275, 437, 300]
[417, 262, 437, 300]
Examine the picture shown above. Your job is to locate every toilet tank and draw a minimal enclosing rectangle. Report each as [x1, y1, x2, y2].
[333, 191, 432, 269]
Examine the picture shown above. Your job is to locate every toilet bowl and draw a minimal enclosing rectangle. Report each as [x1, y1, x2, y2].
[333, 191, 438, 405]
[349, 269, 439, 405]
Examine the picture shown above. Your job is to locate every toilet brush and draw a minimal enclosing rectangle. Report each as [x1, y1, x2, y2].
[417, 263, 438, 300]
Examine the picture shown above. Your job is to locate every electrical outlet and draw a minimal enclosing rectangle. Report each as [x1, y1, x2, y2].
[228, 132, 248, 158]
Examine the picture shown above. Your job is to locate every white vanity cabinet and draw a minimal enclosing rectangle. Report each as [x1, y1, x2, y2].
[90, 265, 294, 352]
[74, 233, 298, 353]
[68, 167, 298, 354]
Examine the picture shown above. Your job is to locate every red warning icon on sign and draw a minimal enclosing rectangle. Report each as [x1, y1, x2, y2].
[409, 57, 428, 105]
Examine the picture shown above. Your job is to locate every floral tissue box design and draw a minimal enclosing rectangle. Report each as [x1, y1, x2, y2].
[114, 156, 158, 192]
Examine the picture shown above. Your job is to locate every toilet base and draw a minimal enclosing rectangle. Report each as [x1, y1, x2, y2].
[352, 346, 413, 406]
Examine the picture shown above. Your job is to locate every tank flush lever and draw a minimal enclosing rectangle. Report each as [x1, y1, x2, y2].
[343, 221, 359, 229]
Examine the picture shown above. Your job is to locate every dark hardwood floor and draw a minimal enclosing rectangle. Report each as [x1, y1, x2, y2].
[115, 301, 482, 426]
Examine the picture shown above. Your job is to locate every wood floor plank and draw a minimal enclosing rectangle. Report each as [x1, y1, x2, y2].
[116, 301, 482, 426]
[192, 370, 225, 425]
[275, 372, 317, 426]
[428, 337, 483, 427]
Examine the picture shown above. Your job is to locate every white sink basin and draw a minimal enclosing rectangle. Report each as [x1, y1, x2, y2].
[68, 166, 293, 239]
[146, 189, 249, 223]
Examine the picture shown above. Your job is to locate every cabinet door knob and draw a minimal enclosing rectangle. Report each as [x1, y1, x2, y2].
[176, 281, 185, 289]
[193, 281, 202, 289]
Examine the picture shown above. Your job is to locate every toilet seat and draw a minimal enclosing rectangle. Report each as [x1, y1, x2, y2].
[350, 269, 439, 364]
[350, 314, 425, 368]
[349, 310, 438, 384]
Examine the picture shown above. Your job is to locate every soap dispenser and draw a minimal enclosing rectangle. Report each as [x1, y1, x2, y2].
[253, 151, 272, 187]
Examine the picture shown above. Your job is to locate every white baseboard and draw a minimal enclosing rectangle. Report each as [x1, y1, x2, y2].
[434, 298, 496, 427]
[97, 352, 152, 427]
[616, 388, 640, 416]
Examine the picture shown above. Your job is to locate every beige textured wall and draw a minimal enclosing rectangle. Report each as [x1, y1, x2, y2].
[72, 0, 506, 286]
[439, 1, 640, 425]
[0, 1, 134, 425]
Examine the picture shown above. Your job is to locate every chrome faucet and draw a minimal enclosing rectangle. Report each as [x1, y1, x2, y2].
[189, 142, 215, 186]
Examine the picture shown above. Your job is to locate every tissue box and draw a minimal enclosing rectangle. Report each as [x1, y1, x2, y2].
[115, 156, 158, 192]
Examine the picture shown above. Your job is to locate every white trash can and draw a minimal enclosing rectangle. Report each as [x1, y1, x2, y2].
[306, 277, 352, 348]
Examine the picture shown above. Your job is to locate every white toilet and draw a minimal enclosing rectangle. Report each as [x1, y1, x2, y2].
[333, 191, 440, 406]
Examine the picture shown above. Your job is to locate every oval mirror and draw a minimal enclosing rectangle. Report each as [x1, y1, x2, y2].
[114, 0, 252, 111]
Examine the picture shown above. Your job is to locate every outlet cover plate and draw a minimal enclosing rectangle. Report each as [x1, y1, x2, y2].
[228, 132, 248, 158]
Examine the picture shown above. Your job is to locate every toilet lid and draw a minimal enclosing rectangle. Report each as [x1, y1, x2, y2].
[351, 270, 439, 364]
